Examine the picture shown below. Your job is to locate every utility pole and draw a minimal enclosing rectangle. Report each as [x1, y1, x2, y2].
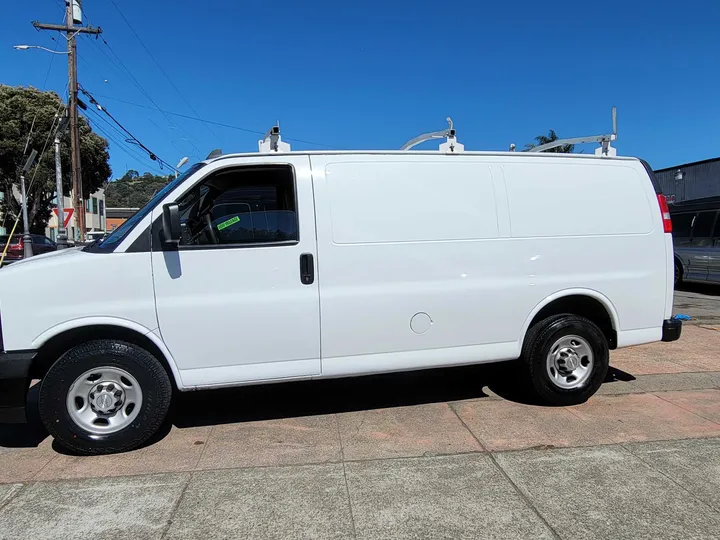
[20, 150, 38, 258]
[54, 115, 70, 248]
[33, 1, 101, 244]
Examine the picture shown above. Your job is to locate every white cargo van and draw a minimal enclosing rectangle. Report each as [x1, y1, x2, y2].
[0, 150, 681, 454]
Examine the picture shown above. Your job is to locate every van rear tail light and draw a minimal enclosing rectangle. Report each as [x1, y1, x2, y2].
[657, 194, 672, 233]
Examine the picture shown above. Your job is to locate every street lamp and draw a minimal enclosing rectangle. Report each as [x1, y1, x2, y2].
[13, 44, 69, 55]
[175, 157, 189, 178]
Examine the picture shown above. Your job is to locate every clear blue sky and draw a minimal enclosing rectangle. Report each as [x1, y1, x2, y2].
[2, 0, 719, 178]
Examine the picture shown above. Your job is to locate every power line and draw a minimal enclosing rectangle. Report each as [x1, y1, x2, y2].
[79, 85, 178, 172]
[108, 0, 221, 144]
[80, 35, 203, 158]
[27, 98, 67, 193]
[84, 117, 166, 177]
[83, 101, 138, 146]
[83, 92, 336, 149]
[81, 111, 167, 176]
[90, 93, 263, 135]
[17, 11, 67, 168]
[75, 44, 201, 159]
[1, 89, 66, 251]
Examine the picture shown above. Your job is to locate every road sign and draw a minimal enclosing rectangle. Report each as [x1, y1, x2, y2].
[52, 208, 74, 228]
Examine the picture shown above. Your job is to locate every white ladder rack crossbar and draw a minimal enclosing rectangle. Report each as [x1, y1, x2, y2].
[528, 133, 616, 153]
[401, 117, 463, 153]
[528, 106, 618, 156]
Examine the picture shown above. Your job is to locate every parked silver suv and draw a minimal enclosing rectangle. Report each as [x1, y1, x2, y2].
[671, 196, 720, 285]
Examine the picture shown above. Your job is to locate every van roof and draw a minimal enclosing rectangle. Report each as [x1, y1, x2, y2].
[205, 150, 640, 165]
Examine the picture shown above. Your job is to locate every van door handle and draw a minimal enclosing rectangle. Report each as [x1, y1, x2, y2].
[300, 253, 314, 285]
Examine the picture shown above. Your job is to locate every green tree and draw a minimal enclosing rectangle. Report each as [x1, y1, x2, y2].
[0, 85, 111, 233]
[104, 170, 173, 208]
[525, 129, 574, 153]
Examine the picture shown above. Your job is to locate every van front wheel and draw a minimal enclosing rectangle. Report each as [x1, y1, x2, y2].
[38, 340, 173, 455]
[522, 315, 609, 406]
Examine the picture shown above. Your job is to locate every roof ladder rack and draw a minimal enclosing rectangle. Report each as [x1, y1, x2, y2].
[258, 124, 291, 153]
[401, 117, 464, 153]
[527, 107, 618, 156]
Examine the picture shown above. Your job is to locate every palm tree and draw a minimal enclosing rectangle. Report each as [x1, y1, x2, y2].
[525, 129, 574, 153]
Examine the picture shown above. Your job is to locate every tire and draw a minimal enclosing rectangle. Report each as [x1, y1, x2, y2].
[521, 314, 609, 406]
[674, 259, 683, 287]
[38, 340, 173, 455]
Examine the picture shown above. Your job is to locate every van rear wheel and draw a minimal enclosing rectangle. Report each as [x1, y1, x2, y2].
[38, 340, 172, 455]
[522, 315, 608, 406]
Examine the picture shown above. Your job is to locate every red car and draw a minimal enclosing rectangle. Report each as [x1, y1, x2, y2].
[0, 234, 58, 264]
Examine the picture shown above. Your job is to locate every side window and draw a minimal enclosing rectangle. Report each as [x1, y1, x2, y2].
[671, 212, 694, 238]
[714, 215, 720, 238]
[692, 211, 716, 239]
[176, 165, 298, 247]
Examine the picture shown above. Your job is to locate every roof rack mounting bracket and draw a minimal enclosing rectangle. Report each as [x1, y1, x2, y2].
[258, 124, 291, 153]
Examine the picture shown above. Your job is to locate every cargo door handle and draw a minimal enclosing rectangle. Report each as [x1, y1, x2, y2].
[300, 253, 314, 285]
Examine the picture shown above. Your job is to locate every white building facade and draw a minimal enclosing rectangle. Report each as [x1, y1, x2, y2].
[45, 188, 106, 242]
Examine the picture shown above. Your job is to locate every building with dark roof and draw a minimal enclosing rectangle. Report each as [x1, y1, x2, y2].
[655, 157, 720, 204]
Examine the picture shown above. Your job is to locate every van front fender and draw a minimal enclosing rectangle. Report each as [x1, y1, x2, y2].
[32, 317, 185, 389]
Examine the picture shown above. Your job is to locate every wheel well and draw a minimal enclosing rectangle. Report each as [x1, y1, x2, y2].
[31, 325, 177, 388]
[528, 295, 617, 349]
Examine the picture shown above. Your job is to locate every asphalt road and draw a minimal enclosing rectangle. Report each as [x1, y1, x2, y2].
[674, 282, 720, 324]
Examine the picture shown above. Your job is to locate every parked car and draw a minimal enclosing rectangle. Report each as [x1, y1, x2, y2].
[0, 234, 57, 264]
[0, 151, 681, 454]
[669, 196, 720, 285]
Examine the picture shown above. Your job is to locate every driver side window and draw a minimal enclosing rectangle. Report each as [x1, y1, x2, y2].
[176, 165, 298, 247]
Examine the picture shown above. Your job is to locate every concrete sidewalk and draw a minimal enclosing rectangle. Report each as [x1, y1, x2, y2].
[1, 325, 720, 539]
[0, 438, 719, 539]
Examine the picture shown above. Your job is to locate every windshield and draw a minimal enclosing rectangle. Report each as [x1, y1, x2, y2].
[88, 162, 206, 252]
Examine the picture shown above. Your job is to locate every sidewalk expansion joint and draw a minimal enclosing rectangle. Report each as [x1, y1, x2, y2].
[446, 402, 563, 540]
[619, 443, 720, 516]
[335, 415, 358, 540]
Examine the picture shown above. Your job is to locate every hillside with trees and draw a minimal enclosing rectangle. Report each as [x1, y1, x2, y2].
[104, 170, 173, 208]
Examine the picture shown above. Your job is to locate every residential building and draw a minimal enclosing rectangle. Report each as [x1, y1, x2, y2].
[106, 207, 139, 232]
[46, 187, 106, 241]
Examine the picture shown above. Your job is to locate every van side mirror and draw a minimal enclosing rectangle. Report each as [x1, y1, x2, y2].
[161, 203, 181, 246]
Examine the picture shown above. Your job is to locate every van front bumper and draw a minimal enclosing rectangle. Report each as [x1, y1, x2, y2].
[0, 350, 36, 423]
[662, 319, 683, 342]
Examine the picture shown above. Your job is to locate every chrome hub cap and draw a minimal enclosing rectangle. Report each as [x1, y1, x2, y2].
[90, 383, 124, 414]
[66, 367, 143, 435]
[546, 335, 594, 389]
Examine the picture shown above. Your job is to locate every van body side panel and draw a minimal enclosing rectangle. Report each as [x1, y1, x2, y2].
[0, 249, 157, 351]
[500, 159, 667, 336]
[312, 155, 667, 378]
[312, 155, 523, 371]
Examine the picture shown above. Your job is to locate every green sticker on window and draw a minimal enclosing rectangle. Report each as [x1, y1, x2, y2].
[217, 215, 240, 230]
